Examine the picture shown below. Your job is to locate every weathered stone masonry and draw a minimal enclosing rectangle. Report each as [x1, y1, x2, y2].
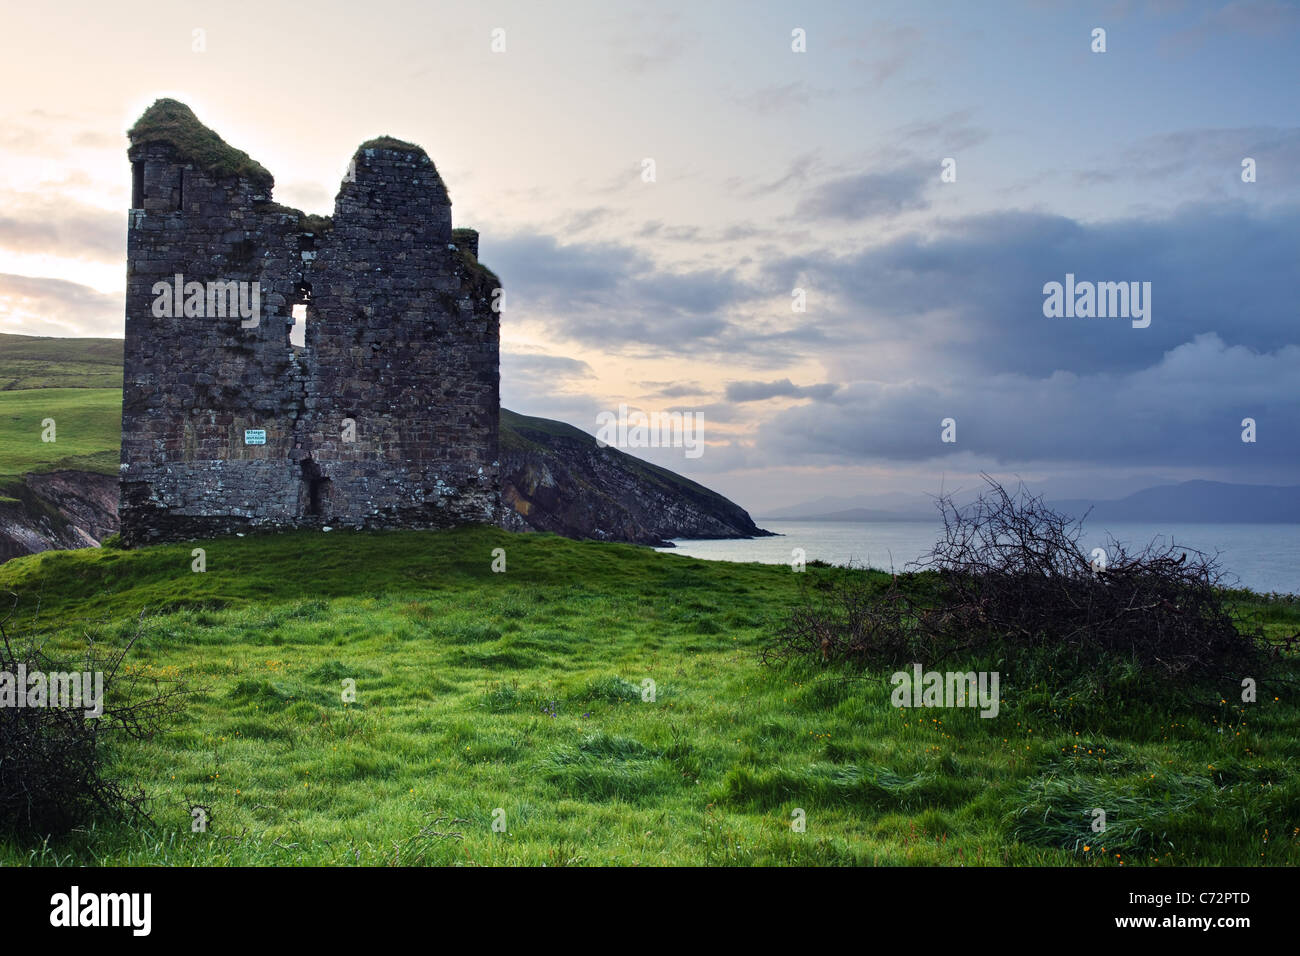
[119, 100, 500, 545]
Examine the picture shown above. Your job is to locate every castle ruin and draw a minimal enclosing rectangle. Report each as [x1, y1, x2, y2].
[119, 100, 500, 545]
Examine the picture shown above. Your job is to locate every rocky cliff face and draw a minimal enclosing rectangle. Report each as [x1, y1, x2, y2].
[500, 409, 770, 547]
[0, 471, 119, 564]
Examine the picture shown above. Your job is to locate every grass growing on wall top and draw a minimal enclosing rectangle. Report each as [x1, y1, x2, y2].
[129, 98, 274, 190]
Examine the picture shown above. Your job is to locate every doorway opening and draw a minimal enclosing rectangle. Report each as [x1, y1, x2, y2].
[300, 459, 330, 517]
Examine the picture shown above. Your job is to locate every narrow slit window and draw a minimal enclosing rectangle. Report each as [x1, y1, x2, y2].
[290, 303, 307, 348]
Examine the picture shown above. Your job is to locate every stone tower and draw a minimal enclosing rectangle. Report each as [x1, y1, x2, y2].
[119, 99, 499, 545]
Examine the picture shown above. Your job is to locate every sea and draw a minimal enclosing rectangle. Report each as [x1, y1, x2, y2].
[657, 520, 1300, 596]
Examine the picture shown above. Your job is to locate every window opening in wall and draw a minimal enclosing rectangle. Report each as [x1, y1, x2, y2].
[290, 303, 307, 348]
[131, 162, 144, 209]
[177, 168, 184, 211]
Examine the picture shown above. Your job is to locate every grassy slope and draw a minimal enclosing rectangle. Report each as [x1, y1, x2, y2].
[130, 98, 273, 189]
[0, 528, 1296, 866]
[0, 388, 121, 479]
[0, 334, 123, 490]
[0, 335, 123, 390]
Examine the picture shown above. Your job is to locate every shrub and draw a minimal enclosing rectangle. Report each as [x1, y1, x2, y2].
[0, 594, 187, 836]
[768, 477, 1265, 689]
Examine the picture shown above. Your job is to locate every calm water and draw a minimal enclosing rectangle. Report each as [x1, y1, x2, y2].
[657, 521, 1300, 595]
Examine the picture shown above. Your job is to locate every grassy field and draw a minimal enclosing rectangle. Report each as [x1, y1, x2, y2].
[1, 526, 1296, 866]
[0, 334, 123, 391]
[0, 387, 121, 479]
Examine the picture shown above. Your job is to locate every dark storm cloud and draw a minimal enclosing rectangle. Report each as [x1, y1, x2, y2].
[773, 202, 1300, 377]
[758, 333, 1300, 472]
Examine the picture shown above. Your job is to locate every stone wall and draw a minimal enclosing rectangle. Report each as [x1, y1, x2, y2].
[119, 102, 499, 545]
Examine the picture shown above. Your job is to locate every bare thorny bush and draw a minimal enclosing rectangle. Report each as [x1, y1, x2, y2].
[768, 477, 1267, 689]
[0, 592, 188, 837]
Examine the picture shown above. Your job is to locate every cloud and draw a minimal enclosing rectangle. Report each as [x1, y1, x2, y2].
[666, 400, 746, 424]
[890, 111, 989, 153]
[794, 167, 931, 222]
[563, 207, 615, 235]
[837, 23, 924, 87]
[0, 113, 120, 158]
[758, 333, 1300, 472]
[641, 381, 710, 399]
[1072, 126, 1300, 191]
[484, 230, 759, 354]
[1162, 0, 1300, 54]
[0, 273, 122, 336]
[725, 378, 839, 402]
[0, 198, 123, 262]
[770, 202, 1300, 378]
[736, 151, 822, 199]
[502, 351, 594, 383]
[734, 83, 816, 115]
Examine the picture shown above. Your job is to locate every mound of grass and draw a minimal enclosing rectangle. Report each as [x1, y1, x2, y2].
[129, 99, 273, 190]
[299, 213, 333, 235]
[455, 245, 500, 291]
[357, 135, 426, 154]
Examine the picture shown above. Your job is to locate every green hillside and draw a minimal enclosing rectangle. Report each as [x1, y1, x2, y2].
[0, 387, 121, 479]
[1, 528, 1297, 866]
[0, 334, 123, 390]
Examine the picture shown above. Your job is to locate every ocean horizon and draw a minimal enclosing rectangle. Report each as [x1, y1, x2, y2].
[659, 519, 1300, 596]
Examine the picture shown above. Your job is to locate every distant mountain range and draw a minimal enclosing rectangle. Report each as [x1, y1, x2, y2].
[767, 480, 1300, 525]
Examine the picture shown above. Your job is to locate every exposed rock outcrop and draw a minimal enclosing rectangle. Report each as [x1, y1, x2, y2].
[500, 409, 770, 547]
[0, 472, 119, 564]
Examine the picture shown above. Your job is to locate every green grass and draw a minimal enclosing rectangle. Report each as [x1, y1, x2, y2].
[1, 527, 1296, 866]
[357, 136, 426, 155]
[130, 99, 274, 189]
[0, 334, 123, 390]
[0, 387, 121, 476]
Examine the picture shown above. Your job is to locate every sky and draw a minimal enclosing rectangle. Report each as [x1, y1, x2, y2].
[0, 0, 1297, 514]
